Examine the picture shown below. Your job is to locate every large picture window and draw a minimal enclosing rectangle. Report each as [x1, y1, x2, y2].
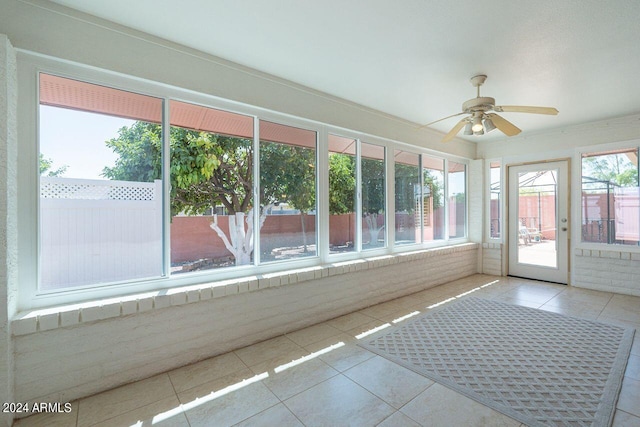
[581, 148, 639, 246]
[328, 135, 357, 254]
[259, 121, 318, 262]
[422, 155, 445, 242]
[39, 74, 164, 291]
[27, 63, 469, 305]
[169, 101, 255, 272]
[361, 142, 386, 249]
[395, 150, 421, 245]
[448, 161, 467, 239]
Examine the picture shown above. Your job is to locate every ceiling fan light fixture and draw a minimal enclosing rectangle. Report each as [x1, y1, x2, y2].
[484, 117, 497, 133]
[463, 122, 473, 135]
[473, 128, 484, 136]
[472, 115, 483, 132]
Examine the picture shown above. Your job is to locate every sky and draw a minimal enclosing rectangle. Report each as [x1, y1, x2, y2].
[40, 105, 134, 180]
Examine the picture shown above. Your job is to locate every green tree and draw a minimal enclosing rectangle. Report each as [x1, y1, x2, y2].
[583, 153, 639, 187]
[260, 141, 316, 252]
[328, 153, 356, 215]
[39, 154, 68, 177]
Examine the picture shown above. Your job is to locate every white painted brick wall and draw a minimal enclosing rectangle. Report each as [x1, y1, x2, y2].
[12, 244, 478, 405]
[573, 250, 640, 296]
[482, 243, 503, 276]
[0, 33, 17, 427]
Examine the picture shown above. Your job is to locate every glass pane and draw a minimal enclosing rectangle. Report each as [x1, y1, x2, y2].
[260, 121, 317, 262]
[39, 74, 163, 290]
[581, 149, 639, 245]
[422, 155, 445, 242]
[517, 170, 558, 268]
[361, 142, 385, 249]
[448, 161, 466, 239]
[169, 100, 254, 272]
[328, 134, 356, 254]
[395, 150, 420, 245]
[490, 162, 501, 238]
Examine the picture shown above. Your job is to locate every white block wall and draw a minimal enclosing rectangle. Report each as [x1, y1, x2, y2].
[482, 243, 503, 276]
[0, 34, 17, 427]
[12, 244, 478, 406]
[573, 249, 640, 296]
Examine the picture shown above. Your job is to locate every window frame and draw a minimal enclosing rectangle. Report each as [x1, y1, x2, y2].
[17, 51, 470, 310]
[575, 140, 640, 251]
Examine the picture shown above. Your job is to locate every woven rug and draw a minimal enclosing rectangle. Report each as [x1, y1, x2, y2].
[359, 297, 635, 427]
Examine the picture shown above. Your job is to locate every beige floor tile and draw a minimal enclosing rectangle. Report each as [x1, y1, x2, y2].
[345, 318, 392, 339]
[554, 286, 613, 305]
[344, 356, 433, 409]
[617, 377, 640, 418]
[626, 354, 640, 381]
[12, 402, 78, 427]
[304, 333, 377, 372]
[234, 335, 304, 367]
[285, 322, 342, 347]
[400, 383, 521, 427]
[539, 302, 601, 320]
[77, 373, 176, 427]
[612, 409, 640, 427]
[284, 375, 394, 426]
[176, 367, 257, 404]
[326, 311, 376, 332]
[359, 300, 406, 319]
[168, 351, 247, 393]
[182, 380, 279, 427]
[601, 304, 640, 324]
[631, 335, 640, 356]
[91, 396, 187, 427]
[377, 411, 421, 427]
[235, 403, 303, 427]
[260, 357, 339, 400]
[499, 286, 561, 305]
[489, 295, 543, 309]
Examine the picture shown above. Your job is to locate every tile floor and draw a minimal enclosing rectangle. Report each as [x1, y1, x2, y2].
[14, 274, 640, 427]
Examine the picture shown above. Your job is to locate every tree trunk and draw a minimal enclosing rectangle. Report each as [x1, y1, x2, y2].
[300, 211, 308, 253]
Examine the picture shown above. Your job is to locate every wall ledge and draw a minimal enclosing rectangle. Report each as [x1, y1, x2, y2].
[12, 243, 479, 336]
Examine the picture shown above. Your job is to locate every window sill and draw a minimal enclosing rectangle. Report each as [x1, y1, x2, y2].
[12, 243, 479, 336]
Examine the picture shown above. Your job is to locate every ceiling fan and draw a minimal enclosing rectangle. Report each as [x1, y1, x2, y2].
[425, 75, 558, 142]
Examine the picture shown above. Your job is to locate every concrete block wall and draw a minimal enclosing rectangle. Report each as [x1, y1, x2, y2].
[482, 243, 503, 276]
[0, 34, 17, 427]
[573, 249, 640, 296]
[12, 243, 478, 407]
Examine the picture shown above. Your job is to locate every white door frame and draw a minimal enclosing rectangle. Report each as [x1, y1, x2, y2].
[507, 160, 570, 284]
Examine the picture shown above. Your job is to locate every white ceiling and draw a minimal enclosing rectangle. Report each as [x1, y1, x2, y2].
[50, 0, 640, 142]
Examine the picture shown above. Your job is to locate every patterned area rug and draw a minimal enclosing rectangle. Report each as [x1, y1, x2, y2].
[359, 297, 635, 427]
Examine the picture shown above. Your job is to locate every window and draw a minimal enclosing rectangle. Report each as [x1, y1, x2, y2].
[395, 150, 421, 245]
[361, 142, 386, 249]
[581, 148, 639, 245]
[422, 155, 445, 242]
[169, 101, 254, 272]
[328, 135, 356, 254]
[39, 74, 164, 291]
[259, 121, 318, 262]
[25, 58, 469, 307]
[489, 161, 501, 239]
[448, 161, 466, 239]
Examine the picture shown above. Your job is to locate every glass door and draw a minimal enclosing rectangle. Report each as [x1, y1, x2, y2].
[508, 161, 569, 284]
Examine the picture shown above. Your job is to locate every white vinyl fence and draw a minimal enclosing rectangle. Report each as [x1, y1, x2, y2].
[40, 177, 163, 291]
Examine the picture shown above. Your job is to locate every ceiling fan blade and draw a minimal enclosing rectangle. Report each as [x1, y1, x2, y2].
[419, 112, 466, 128]
[486, 113, 521, 137]
[494, 105, 559, 115]
[442, 119, 468, 142]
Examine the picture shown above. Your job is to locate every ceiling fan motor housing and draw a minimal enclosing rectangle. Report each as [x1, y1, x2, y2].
[462, 96, 495, 114]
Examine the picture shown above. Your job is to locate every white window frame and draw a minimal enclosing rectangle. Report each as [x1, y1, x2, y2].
[17, 51, 470, 310]
[574, 138, 640, 252]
